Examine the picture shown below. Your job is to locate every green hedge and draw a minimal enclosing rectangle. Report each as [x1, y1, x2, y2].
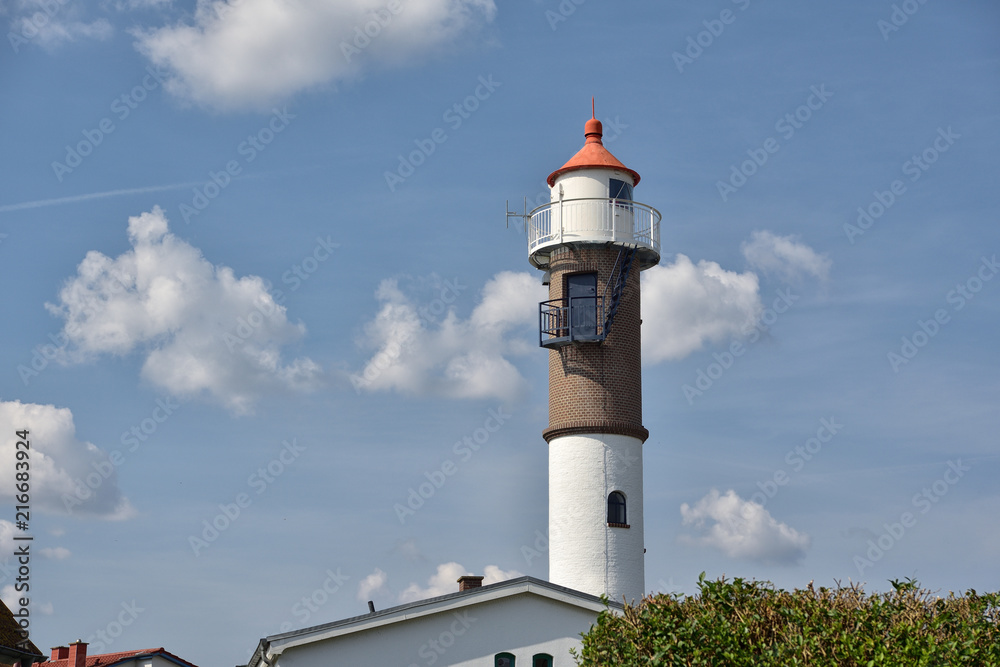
[575, 575, 1000, 666]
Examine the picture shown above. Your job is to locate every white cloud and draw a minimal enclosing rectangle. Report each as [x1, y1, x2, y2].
[355, 232, 823, 384]
[742, 230, 831, 282]
[483, 564, 521, 584]
[392, 537, 423, 561]
[0, 521, 15, 558]
[40, 546, 72, 560]
[398, 562, 521, 603]
[398, 562, 467, 603]
[1, 582, 56, 616]
[352, 271, 546, 401]
[1, 585, 19, 612]
[46, 207, 321, 414]
[679, 489, 810, 564]
[133, 0, 497, 110]
[641, 254, 762, 364]
[106, 0, 172, 10]
[0, 402, 134, 519]
[8, 0, 113, 50]
[357, 567, 388, 601]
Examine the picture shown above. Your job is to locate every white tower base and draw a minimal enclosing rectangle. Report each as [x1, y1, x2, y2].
[548, 433, 644, 604]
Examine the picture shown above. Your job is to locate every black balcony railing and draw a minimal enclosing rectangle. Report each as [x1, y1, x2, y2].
[539, 296, 605, 348]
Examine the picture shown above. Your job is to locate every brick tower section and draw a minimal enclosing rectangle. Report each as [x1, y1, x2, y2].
[543, 244, 648, 445]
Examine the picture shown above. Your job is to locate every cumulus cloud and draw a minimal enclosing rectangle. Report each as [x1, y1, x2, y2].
[40, 546, 72, 560]
[391, 537, 424, 561]
[0, 401, 134, 519]
[132, 0, 497, 110]
[641, 255, 762, 364]
[680, 489, 810, 564]
[106, 0, 172, 10]
[0, 582, 54, 616]
[741, 230, 831, 283]
[354, 232, 826, 387]
[46, 207, 321, 414]
[7, 0, 113, 51]
[0, 521, 15, 559]
[483, 564, 522, 584]
[1, 586, 19, 612]
[357, 567, 388, 601]
[352, 271, 546, 401]
[398, 562, 521, 603]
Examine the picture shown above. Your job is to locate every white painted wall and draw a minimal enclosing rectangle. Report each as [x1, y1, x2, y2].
[272, 593, 600, 667]
[548, 169, 636, 246]
[111, 656, 179, 667]
[548, 434, 645, 604]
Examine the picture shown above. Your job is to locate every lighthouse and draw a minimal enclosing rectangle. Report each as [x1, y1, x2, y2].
[527, 109, 660, 604]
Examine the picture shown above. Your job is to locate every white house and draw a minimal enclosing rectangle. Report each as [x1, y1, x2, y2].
[247, 576, 620, 667]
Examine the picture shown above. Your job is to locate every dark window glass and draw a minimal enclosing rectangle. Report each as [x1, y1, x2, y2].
[496, 653, 516, 667]
[609, 178, 633, 201]
[608, 491, 627, 524]
[567, 273, 598, 339]
[533, 654, 553, 667]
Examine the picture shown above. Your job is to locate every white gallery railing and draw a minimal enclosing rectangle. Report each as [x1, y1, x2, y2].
[527, 197, 661, 258]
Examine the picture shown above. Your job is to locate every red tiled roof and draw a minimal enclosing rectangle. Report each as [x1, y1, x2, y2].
[40, 649, 197, 667]
[547, 117, 641, 186]
[0, 598, 43, 657]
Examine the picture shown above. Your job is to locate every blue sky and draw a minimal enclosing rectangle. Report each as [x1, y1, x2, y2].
[1, 0, 998, 664]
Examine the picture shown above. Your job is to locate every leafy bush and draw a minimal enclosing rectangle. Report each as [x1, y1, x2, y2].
[575, 575, 1000, 666]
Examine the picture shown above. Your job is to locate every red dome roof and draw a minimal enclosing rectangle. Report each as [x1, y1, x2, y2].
[547, 117, 641, 187]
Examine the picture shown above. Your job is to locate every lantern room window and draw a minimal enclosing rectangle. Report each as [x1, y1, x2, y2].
[609, 178, 633, 201]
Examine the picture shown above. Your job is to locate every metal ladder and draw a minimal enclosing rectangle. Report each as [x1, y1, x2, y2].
[602, 246, 637, 340]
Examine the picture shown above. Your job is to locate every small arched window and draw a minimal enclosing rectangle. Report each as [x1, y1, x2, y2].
[495, 653, 516, 667]
[532, 654, 553, 667]
[607, 491, 627, 526]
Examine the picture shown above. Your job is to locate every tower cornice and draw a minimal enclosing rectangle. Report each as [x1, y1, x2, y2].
[542, 420, 649, 444]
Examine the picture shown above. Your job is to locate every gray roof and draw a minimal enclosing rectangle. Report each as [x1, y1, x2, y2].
[248, 576, 622, 667]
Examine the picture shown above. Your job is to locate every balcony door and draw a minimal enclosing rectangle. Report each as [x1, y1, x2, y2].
[568, 272, 598, 339]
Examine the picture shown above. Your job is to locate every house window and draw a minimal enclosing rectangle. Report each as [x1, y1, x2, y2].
[495, 653, 516, 667]
[608, 491, 627, 526]
[532, 654, 553, 667]
[567, 272, 598, 339]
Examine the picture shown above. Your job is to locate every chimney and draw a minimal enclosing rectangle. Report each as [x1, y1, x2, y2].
[67, 641, 87, 667]
[51, 648, 70, 662]
[457, 575, 484, 592]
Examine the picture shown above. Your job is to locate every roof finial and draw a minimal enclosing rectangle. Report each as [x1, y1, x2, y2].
[584, 102, 603, 145]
